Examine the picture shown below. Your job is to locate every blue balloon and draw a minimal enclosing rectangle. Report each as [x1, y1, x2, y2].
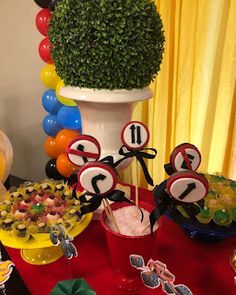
[42, 114, 62, 137]
[42, 89, 63, 115]
[57, 106, 82, 131]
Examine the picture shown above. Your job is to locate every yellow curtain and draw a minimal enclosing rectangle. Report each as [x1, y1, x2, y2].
[123, 0, 236, 188]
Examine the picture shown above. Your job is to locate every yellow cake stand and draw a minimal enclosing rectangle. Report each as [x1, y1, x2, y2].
[0, 213, 92, 265]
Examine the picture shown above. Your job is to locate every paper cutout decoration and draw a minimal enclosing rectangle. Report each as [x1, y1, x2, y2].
[130, 254, 193, 295]
[67, 135, 101, 167]
[166, 171, 209, 203]
[50, 278, 96, 295]
[77, 162, 118, 196]
[0, 260, 14, 285]
[121, 121, 150, 150]
[50, 224, 78, 259]
[0, 242, 14, 295]
[165, 143, 201, 175]
[0, 242, 31, 295]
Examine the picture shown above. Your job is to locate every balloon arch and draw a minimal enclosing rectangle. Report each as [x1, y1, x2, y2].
[34, 0, 82, 180]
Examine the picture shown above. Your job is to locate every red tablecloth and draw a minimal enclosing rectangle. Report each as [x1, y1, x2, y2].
[6, 189, 236, 295]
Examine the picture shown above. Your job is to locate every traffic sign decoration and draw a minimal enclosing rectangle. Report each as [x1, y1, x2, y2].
[121, 121, 149, 150]
[118, 121, 157, 187]
[166, 172, 209, 203]
[72, 162, 133, 218]
[149, 170, 209, 233]
[170, 143, 201, 172]
[77, 162, 118, 196]
[67, 135, 101, 167]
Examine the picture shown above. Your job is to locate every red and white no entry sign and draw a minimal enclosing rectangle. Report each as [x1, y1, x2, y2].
[170, 143, 201, 172]
[77, 162, 118, 196]
[67, 135, 101, 167]
[121, 121, 149, 150]
[166, 171, 208, 203]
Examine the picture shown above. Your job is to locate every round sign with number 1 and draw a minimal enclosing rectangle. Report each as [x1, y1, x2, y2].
[121, 121, 149, 150]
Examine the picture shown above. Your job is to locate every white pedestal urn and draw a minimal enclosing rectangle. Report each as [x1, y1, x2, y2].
[59, 87, 153, 169]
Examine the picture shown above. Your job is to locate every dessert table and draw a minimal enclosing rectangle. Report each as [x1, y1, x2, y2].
[5, 188, 236, 295]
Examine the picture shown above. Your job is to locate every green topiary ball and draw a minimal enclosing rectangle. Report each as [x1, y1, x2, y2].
[48, 0, 165, 90]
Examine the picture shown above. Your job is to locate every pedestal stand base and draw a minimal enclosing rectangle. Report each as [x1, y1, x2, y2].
[21, 246, 63, 265]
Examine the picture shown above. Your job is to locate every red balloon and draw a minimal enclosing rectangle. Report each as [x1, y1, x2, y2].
[39, 37, 53, 64]
[36, 9, 52, 36]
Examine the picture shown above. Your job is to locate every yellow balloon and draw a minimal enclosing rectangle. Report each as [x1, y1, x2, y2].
[56, 80, 77, 106]
[40, 64, 61, 89]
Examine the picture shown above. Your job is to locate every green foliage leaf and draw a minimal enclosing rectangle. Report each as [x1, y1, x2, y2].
[48, 0, 165, 90]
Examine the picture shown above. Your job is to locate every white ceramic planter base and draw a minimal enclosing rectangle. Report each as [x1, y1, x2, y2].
[59, 87, 153, 170]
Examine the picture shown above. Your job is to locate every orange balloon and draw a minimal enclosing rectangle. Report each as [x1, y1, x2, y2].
[56, 153, 79, 178]
[55, 129, 80, 154]
[44, 137, 60, 159]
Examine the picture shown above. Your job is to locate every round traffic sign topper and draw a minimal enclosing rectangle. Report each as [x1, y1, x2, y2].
[67, 135, 101, 167]
[166, 171, 209, 203]
[77, 162, 118, 196]
[121, 121, 149, 150]
[170, 143, 201, 172]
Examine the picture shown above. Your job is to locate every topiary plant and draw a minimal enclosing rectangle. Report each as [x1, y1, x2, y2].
[48, 0, 165, 90]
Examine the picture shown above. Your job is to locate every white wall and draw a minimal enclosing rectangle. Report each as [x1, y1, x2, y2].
[0, 1, 48, 181]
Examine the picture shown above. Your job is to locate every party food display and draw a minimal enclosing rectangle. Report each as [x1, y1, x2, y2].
[155, 144, 236, 242]
[4, 0, 233, 293]
[0, 179, 83, 242]
[194, 174, 236, 226]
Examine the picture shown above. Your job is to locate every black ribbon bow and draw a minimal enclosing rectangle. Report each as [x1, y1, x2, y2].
[103, 146, 157, 186]
[149, 180, 203, 233]
[68, 145, 157, 187]
[72, 188, 143, 220]
[164, 163, 176, 176]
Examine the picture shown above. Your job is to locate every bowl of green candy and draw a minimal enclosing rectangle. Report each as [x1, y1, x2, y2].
[169, 174, 236, 242]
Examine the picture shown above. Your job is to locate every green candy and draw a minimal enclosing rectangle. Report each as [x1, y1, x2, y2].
[213, 209, 231, 226]
[230, 182, 236, 189]
[31, 203, 45, 214]
[196, 207, 212, 224]
[231, 208, 236, 220]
